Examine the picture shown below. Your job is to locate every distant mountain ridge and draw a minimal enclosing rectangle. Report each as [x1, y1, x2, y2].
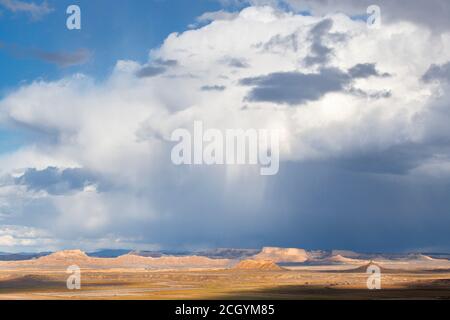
[0, 251, 51, 261]
[0, 250, 233, 270]
[1, 247, 449, 271]
[251, 247, 308, 263]
[88, 249, 132, 258]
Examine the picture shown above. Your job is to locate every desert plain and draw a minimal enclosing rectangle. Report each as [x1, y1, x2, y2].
[0, 247, 449, 300]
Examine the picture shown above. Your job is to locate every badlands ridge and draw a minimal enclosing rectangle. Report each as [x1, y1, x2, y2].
[1, 247, 450, 271]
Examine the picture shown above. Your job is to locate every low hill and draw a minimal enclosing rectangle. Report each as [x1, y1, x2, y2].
[331, 250, 361, 258]
[326, 254, 369, 265]
[343, 262, 393, 273]
[0, 250, 232, 270]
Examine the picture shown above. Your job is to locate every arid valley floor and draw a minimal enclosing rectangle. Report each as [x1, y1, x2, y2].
[0, 248, 450, 300]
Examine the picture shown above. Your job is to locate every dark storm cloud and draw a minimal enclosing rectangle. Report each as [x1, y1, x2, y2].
[240, 68, 349, 104]
[125, 160, 450, 252]
[201, 85, 226, 91]
[422, 62, 450, 83]
[153, 58, 178, 67]
[259, 161, 450, 252]
[310, 17, 333, 35]
[304, 41, 333, 66]
[260, 32, 300, 52]
[135, 58, 178, 78]
[348, 87, 391, 100]
[295, 0, 450, 32]
[304, 19, 334, 67]
[219, 1, 450, 32]
[136, 65, 167, 78]
[335, 143, 443, 175]
[240, 63, 390, 105]
[15, 167, 100, 195]
[221, 57, 249, 68]
[257, 19, 347, 61]
[348, 63, 391, 78]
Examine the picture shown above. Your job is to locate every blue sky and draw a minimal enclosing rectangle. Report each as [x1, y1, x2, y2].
[0, 0, 223, 89]
[0, 0, 225, 154]
[1, 0, 450, 253]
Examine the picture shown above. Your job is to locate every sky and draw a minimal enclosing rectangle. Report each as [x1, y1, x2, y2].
[0, 0, 450, 253]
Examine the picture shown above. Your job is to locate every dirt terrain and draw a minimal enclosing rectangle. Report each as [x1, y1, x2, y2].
[0, 248, 449, 300]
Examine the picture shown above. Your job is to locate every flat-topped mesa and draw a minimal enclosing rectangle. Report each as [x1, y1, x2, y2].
[50, 250, 88, 258]
[116, 253, 231, 267]
[251, 247, 308, 263]
[39, 250, 89, 262]
[233, 259, 284, 271]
